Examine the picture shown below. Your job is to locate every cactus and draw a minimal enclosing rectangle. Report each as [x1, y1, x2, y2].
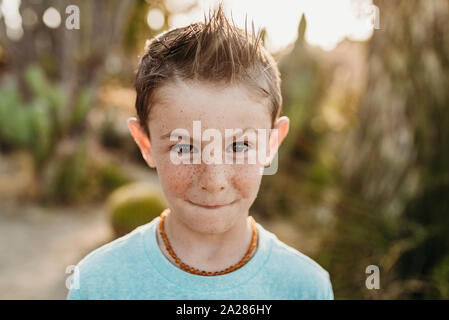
[106, 182, 167, 238]
[0, 82, 33, 147]
[0, 64, 96, 168]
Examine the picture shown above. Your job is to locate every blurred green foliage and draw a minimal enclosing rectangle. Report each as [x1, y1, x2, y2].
[0, 64, 135, 204]
[317, 0, 449, 299]
[99, 161, 133, 192]
[99, 108, 127, 149]
[44, 139, 90, 204]
[107, 182, 167, 238]
[256, 1, 449, 299]
[0, 64, 92, 168]
[43, 138, 132, 205]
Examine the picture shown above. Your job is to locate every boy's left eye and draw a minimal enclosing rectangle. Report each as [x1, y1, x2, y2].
[227, 141, 250, 153]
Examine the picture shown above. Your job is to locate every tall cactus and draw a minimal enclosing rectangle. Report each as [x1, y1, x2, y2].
[324, 0, 449, 299]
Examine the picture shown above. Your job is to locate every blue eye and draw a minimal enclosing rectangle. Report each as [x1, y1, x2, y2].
[171, 144, 197, 154]
[230, 141, 250, 153]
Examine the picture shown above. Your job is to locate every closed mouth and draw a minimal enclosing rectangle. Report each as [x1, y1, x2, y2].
[187, 200, 237, 209]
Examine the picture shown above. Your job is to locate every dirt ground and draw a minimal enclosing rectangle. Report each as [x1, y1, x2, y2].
[0, 200, 113, 299]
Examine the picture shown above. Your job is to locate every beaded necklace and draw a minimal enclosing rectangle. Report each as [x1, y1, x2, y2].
[158, 210, 258, 276]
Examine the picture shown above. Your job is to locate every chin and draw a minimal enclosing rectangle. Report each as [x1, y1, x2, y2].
[174, 201, 243, 235]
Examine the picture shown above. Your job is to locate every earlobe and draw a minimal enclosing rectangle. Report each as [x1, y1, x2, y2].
[127, 117, 156, 168]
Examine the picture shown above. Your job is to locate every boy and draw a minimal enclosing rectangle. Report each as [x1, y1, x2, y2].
[67, 4, 333, 300]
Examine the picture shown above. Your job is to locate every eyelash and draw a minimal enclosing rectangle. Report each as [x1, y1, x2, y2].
[171, 141, 251, 154]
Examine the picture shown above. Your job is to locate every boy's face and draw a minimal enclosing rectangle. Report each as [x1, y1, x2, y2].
[129, 79, 289, 234]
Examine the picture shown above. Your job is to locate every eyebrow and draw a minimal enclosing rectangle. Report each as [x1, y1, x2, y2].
[160, 127, 257, 141]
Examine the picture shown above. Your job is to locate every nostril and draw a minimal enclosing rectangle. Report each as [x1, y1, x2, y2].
[200, 184, 226, 192]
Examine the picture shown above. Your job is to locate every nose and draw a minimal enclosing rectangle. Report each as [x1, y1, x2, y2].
[198, 164, 228, 193]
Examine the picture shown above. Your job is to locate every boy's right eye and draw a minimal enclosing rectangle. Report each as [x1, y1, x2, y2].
[171, 144, 197, 154]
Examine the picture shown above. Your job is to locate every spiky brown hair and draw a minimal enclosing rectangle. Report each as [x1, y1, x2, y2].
[135, 2, 282, 139]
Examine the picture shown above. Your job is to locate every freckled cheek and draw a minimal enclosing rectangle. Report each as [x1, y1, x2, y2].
[232, 165, 262, 199]
[159, 162, 195, 197]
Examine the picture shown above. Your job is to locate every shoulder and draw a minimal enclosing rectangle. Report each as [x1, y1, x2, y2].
[80, 223, 147, 270]
[67, 222, 154, 299]
[258, 223, 334, 299]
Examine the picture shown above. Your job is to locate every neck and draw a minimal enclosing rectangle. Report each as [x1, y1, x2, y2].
[156, 209, 256, 273]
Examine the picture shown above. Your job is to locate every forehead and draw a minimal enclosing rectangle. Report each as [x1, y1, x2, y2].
[149, 80, 271, 137]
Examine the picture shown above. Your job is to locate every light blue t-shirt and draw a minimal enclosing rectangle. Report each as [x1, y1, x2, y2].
[66, 214, 334, 299]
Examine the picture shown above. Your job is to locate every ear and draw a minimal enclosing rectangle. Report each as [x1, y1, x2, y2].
[264, 116, 290, 167]
[127, 117, 156, 168]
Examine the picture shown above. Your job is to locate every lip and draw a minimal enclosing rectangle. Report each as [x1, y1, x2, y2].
[187, 200, 237, 209]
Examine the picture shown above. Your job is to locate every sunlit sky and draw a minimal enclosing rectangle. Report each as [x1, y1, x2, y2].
[166, 0, 377, 52]
[1, 0, 377, 52]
